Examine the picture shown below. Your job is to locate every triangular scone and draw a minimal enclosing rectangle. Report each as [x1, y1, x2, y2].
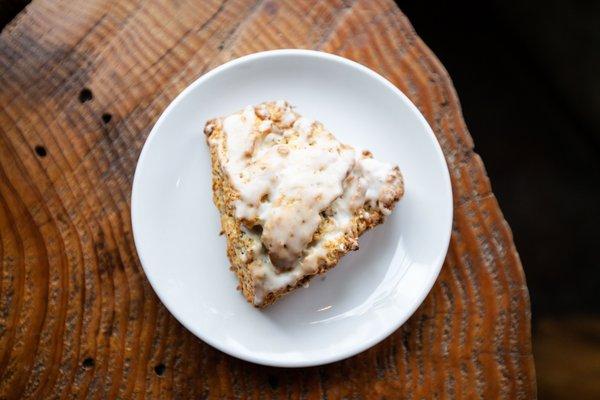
[205, 101, 404, 308]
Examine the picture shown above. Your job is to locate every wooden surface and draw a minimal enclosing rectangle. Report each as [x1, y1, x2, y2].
[0, 0, 536, 398]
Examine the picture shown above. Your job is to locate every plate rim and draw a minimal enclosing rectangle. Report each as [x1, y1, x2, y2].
[131, 49, 453, 367]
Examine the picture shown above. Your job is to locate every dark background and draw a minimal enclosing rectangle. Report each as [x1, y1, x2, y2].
[2, 1, 599, 398]
[398, 1, 600, 398]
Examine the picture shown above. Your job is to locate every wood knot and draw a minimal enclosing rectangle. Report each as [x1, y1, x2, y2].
[34, 145, 47, 157]
[79, 88, 93, 103]
[82, 357, 95, 369]
[154, 363, 166, 376]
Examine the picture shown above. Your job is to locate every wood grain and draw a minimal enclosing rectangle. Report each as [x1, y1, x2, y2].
[0, 0, 536, 398]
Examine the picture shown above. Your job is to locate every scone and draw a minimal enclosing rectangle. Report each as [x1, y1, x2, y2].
[205, 101, 404, 308]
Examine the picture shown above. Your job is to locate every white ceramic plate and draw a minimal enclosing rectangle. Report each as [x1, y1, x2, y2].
[131, 50, 452, 367]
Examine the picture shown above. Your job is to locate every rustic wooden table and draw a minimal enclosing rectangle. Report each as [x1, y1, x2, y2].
[0, 0, 536, 398]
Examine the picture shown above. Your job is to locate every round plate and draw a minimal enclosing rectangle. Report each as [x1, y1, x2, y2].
[131, 50, 452, 367]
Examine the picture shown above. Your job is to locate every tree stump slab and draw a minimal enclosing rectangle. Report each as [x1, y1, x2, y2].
[0, 0, 536, 398]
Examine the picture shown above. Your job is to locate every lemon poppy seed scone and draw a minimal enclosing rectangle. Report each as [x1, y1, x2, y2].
[205, 101, 404, 308]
